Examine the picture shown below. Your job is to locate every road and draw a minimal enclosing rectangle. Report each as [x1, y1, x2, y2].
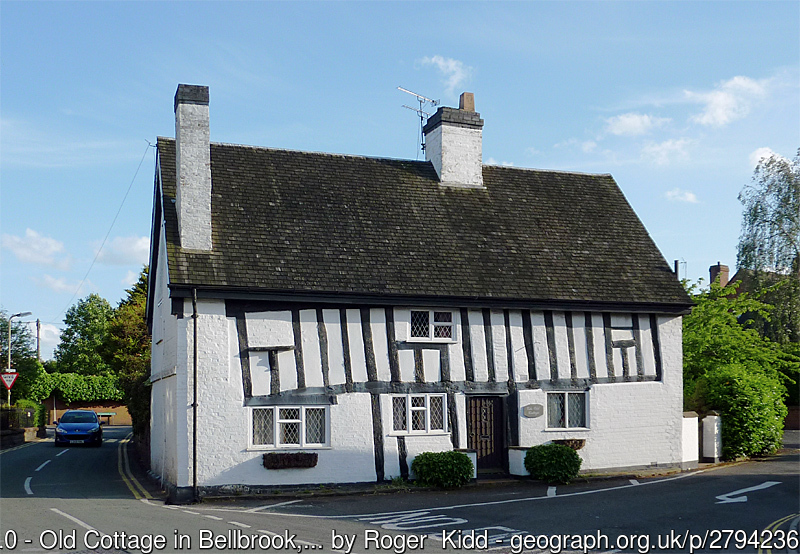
[0, 426, 797, 553]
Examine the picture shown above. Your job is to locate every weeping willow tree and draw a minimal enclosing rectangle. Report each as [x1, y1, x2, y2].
[737, 149, 800, 345]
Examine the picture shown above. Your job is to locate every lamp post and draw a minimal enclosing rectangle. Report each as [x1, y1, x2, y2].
[6, 311, 31, 407]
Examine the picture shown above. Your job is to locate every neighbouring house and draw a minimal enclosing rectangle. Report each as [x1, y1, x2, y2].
[146, 84, 693, 503]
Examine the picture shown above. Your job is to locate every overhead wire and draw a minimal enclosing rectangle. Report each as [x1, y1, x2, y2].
[45, 141, 155, 325]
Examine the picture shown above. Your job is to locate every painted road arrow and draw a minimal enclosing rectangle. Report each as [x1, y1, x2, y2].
[715, 481, 781, 504]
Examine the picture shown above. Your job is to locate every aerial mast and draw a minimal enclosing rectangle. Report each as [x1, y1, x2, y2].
[397, 86, 439, 159]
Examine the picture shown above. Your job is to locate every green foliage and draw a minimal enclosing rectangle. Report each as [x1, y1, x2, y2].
[411, 451, 473, 488]
[690, 365, 787, 459]
[737, 149, 800, 344]
[524, 443, 582, 484]
[28, 371, 123, 404]
[103, 267, 151, 438]
[0, 311, 36, 365]
[682, 280, 797, 401]
[11, 357, 44, 401]
[54, 294, 114, 375]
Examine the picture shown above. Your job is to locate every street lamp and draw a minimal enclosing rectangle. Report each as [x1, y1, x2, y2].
[6, 311, 31, 407]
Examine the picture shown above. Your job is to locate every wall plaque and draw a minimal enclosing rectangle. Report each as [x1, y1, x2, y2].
[522, 404, 544, 418]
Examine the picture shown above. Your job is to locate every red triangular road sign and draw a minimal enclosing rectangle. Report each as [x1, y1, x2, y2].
[1, 373, 18, 390]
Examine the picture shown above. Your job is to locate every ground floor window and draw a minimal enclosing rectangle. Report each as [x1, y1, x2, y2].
[251, 406, 329, 448]
[547, 392, 587, 429]
[392, 393, 447, 434]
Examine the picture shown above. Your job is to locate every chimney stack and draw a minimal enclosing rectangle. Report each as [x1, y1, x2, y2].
[174, 84, 212, 251]
[423, 92, 484, 188]
[709, 262, 729, 286]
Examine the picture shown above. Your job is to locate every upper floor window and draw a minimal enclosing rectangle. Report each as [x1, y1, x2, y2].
[409, 310, 455, 342]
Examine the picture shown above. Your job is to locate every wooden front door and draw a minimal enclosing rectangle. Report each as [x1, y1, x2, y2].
[467, 396, 505, 471]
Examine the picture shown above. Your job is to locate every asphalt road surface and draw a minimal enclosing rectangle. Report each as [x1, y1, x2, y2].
[0, 426, 797, 554]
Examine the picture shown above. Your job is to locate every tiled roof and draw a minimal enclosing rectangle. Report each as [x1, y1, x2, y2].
[156, 137, 691, 309]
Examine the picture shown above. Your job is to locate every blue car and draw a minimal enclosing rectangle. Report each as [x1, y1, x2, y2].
[54, 410, 103, 447]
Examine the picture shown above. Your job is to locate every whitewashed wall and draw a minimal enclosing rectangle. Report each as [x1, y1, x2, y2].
[152, 297, 684, 490]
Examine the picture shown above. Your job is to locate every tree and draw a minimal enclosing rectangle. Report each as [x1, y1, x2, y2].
[683, 279, 799, 458]
[737, 149, 800, 344]
[0, 310, 36, 367]
[0, 311, 38, 403]
[54, 294, 114, 375]
[103, 268, 151, 439]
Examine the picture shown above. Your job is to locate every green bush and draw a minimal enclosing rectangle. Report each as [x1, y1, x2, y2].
[524, 443, 582, 484]
[692, 364, 787, 459]
[411, 451, 473, 488]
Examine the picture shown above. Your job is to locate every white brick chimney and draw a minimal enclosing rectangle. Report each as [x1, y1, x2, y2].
[423, 92, 484, 188]
[174, 84, 212, 251]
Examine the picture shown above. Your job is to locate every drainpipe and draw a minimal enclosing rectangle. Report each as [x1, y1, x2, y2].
[192, 289, 199, 502]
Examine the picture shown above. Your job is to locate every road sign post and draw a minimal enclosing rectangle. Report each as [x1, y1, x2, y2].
[2, 372, 18, 407]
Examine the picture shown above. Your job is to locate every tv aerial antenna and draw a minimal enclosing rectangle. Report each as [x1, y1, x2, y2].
[398, 86, 439, 159]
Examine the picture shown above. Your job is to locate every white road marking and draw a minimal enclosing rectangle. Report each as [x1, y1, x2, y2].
[229, 521, 251, 528]
[182, 510, 200, 515]
[205, 515, 223, 521]
[547, 486, 557, 497]
[258, 530, 322, 548]
[245, 499, 302, 512]
[35, 460, 51, 472]
[629, 479, 640, 485]
[715, 481, 781, 504]
[24, 477, 33, 495]
[56, 449, 68, 456]
[251, 469, 708, 520]
[50, 508, 107, 536]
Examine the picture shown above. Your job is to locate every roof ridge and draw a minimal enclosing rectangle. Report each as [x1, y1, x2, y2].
[158, 136, 611, 176]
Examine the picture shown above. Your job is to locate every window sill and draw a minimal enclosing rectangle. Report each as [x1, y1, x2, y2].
[248, 445, 332, 452]
[543, 428, 590, 433]
[388, 431, 451, 438]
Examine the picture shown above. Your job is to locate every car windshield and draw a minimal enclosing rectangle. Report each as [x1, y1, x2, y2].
[60, 412, 97, 424]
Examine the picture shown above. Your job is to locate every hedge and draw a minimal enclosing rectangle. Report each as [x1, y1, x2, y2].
[28, 371, 124, 404]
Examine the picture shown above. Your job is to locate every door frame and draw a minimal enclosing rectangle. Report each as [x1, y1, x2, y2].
[465, 394, 509, 474]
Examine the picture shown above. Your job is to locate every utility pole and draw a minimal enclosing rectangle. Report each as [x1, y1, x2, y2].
[36, 319, 41, 362]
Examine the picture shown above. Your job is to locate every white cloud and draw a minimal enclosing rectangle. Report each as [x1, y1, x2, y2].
[665, 188, 699, 204]
[581, 141, 597, 153]
[419, 55, 473, 96]
[36, 275, 84, 294]
[748, 147, 788, 169]
[95, 235, 150, 266]
[121, 270, 139, 287]
[686, 76, 768, 127]
[641, 138, 691, 165]
[486, 157, 515, 167]
[605, 113, 670, 136]
[1, 229, 70, 269]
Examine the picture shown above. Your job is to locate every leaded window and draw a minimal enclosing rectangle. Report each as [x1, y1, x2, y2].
[250, 406, 329, 448]
[408, 310, 455, 342]
[392, 394, 448, 434]
[547, 392, 587, 429]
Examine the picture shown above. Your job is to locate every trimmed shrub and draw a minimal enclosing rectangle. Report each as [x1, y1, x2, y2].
[411, 451, 473, 488]
[692, 364, 787, 459]
[524, 443, 582, 484]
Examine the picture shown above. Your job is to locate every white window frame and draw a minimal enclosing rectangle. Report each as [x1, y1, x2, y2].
[545, 392, 588, 430]
[391, 393, 448, 435]
[249, 405, 330, 450]
[407, 309, 456, 343]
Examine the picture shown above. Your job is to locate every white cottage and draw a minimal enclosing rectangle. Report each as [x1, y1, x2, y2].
[146, 84, 692, 503]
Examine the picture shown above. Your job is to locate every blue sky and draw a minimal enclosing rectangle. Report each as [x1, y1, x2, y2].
[1, 1, 798, 360]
